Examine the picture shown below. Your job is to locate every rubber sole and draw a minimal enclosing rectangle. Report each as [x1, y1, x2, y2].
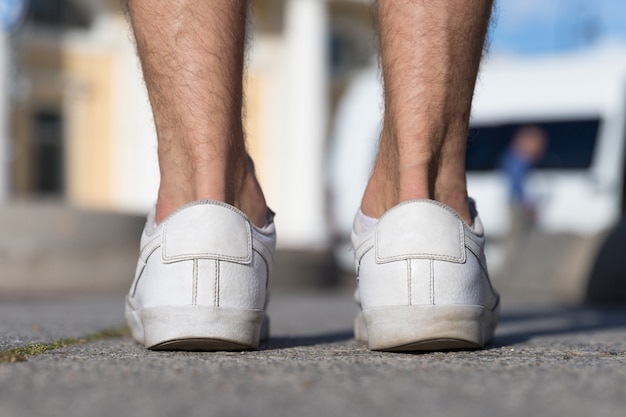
[125, 302, 268, 351]
[354, 303, 500, 352]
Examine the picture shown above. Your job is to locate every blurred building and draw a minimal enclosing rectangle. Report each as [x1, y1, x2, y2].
[10, 0, 155, 211]
[7, 0, 375, 249]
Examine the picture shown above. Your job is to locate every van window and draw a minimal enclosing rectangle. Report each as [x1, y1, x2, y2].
[466, 119, 600, 171]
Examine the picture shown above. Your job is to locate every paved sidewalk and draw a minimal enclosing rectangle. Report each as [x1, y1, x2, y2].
[1, 291, 625, 417]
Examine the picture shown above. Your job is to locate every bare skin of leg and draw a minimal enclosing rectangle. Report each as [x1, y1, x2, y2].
[361, 0, 493, 225]
[127, 0, 267, 227]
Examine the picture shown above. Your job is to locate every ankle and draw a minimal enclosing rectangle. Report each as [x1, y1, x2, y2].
[232, 165, 268, 228]
[361, 184, 472, 225]
[361, 160, 472, 224]
[360, 160, 431, 219]
[155, 159, 268, 227]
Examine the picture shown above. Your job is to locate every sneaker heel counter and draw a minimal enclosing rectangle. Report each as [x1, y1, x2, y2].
[140, 248, 196, 307]
[431, 252, 495, 307]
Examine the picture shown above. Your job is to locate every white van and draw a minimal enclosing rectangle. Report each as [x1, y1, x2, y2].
[468, 44, 626, 242]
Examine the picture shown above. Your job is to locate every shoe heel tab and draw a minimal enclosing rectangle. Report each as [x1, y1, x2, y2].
[161, 202, 253, 264]
[376, 200, 466, 263]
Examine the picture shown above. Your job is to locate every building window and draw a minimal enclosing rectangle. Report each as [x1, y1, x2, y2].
[27, 0, 92, 29]
[33, 111, 64, 195]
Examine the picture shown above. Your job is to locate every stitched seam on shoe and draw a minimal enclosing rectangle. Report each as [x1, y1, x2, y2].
[407, 259, 412, 305]
[354, 238, 374, 261]
[252, 238, 275, 271]
[140, 237, 161, 263]
[129, 262, 146, 298]
[377, 253, 463, 263]
[465, 245, 499, 307]
[354, 237, 374, 253]
[162, 250, 251, 264]
[465, 231, 483, 248]
[464, 236, 482, 256]
[429, 259, 434, 305]
[215, 260, 220, 307]
[466, 244, 490, 278]
[465, 232, 486, 271]
[253, 248, 271, 289]
[192, 259, 198, 306]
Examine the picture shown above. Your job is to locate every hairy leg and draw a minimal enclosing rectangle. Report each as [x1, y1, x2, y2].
[362, 0, 493, 224]
[127, 0, 267, 226]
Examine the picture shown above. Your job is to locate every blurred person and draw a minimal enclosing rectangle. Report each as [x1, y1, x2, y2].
[123, 0, 500, 352]
[499, 126, 548, 250]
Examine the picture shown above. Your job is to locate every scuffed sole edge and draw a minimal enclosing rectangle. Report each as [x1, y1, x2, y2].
[355, 303, 500, 352]
[125, 301, 268, 351]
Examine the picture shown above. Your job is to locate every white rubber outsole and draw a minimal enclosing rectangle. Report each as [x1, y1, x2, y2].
[354, 303, 500, 352]
[125, 301, 268, 351]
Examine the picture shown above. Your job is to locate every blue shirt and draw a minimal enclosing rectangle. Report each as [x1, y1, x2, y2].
[499, 149, 532, 204]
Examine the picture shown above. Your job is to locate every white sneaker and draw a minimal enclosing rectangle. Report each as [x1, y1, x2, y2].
[351, 199, 500, 351]
[125, 200, 276, 351]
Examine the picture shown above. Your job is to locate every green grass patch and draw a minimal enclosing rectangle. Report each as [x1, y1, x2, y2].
[0, 326, 129, 364]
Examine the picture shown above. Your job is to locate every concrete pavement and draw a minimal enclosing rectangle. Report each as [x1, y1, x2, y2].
[1, 290, 625, 417]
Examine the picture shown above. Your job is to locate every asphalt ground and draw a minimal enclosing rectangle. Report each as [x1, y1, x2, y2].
[1, 290, 625, 417]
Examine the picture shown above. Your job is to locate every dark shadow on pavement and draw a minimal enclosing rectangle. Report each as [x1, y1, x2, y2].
[261, 307, 626, 351]
[260, 331, 354, 350]
[492, 306, 626, 347]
